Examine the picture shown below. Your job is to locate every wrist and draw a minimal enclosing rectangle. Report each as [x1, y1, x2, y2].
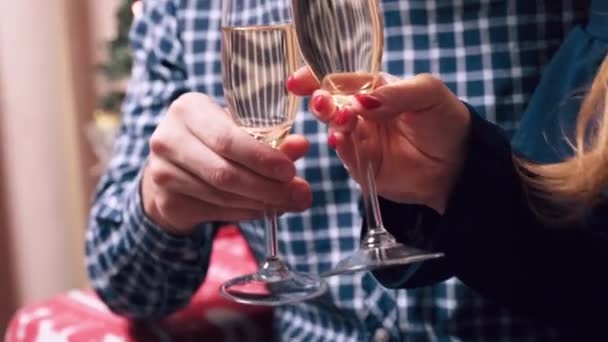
[140, 164, 199, 236]
[122, 174, 213, 263]
[426, 146, 468, 215]
[430, 100, 471, 214]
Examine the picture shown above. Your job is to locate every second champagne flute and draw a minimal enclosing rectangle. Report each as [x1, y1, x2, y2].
[219, 0, 328, 306]
[292, 0, 444, 277]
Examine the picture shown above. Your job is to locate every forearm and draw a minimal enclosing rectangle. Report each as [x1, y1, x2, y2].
[376, 111, 608, 330]
[87, 173, 216, 319]
[434, 112, 608, 330]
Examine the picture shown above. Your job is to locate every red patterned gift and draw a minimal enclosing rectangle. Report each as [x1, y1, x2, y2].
[5, 226, 273, 342]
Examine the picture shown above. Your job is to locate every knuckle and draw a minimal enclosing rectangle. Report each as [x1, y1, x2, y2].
[415, 73, 448, 106]
[171, 92, 206, 118]
[211, 132, 234, 155]
[418, 73, 443, 89]
[149, 133, 169, 156]
[416, 73, 437, 82]
[149, 163, 172, 187]
[170, 97, 189, 119]
[209, 167, 236, 188]
[252, 148, 272, 170]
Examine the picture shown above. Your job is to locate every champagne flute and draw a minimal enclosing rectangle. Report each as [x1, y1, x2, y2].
[292, 0, 444, 277]
[219, 0, 327, 306]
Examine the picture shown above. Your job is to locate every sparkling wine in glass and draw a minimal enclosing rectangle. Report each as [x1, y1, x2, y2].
[219, 0, 328, 306]
[292, 0, 444, 277]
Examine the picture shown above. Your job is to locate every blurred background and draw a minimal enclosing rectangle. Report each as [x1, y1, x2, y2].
[0, 0, 140, 330]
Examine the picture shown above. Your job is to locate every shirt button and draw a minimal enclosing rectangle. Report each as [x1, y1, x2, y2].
[373, 328, 391, 342]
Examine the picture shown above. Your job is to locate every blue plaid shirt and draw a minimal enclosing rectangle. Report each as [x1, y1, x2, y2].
[86, 0, 590, 340]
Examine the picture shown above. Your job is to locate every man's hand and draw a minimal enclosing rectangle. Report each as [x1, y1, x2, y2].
[141, 93, 313, 235]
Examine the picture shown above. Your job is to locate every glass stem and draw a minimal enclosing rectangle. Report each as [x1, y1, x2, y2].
[265, 208, 279, 260]
[363, 163, 384, 230]
[351, 134, 384, 230]
[351, 134, 397, 248]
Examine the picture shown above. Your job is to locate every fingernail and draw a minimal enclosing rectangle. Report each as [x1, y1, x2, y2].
[286, 76, 297, 91]
[312, 95, 328, 113]
[334, 108, 350, 126]
[354, 94, 382, 110]
[328, 133, 337, 149]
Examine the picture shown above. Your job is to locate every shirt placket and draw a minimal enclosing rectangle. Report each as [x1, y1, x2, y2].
[361, 272, 400, 341]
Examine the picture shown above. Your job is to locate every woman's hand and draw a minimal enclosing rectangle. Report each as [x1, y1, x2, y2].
[288, 69, 471, 213]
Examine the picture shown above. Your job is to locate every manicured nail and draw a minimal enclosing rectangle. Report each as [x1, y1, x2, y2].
[354, 94, 382, 110]
[334, 107, 350, 126]
[286, 76, 297, 91]
[328, 133, 337, 149]
[312, 95, 328, 113]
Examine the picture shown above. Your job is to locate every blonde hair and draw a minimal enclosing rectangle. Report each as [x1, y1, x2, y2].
[517, 56, 608, 223]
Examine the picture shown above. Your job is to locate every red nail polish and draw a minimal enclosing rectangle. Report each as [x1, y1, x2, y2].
[334, 108, 350, 126]
[312, 95, 328, 113]
[355, 94, 382, 110]
[328, 134, 337, 149]
[286, 76, 297, 91]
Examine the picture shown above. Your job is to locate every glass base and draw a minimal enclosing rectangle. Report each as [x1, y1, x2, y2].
[322, 242, 444, 277]
[220, 258, 328, 306]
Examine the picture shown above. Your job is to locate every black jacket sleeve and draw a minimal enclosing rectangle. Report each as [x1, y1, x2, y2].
[374, 10, 608, 333]
[375, 110, 608, 334]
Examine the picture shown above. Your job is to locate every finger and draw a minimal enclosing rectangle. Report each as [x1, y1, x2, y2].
[287, 66, 319, 96]
[147, 155, 267, 211]
[379, 72, 400, 84]
[154, 189, 265, 230]
[352, 73, 448, 120]
[168, 93, 296, 182]
[279, 134, 310, 161]
[329, 106, 357, 134]
[329, 131, 358, 179]
[183, 137, 309, 208]
[309, 90, 336, 123]
[152, 126, 305, 208]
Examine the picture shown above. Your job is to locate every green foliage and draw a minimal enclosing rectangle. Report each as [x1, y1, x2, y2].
[98, 0, 134, 112]
[99, 91, 127, 113]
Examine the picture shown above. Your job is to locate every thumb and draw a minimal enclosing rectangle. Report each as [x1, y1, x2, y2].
[278, 134, 310, 161]
[351, 73, 450, 121]
[287, 66, 320, 96]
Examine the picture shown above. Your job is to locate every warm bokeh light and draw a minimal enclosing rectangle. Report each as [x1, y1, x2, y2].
[131, 0, 143, 18]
